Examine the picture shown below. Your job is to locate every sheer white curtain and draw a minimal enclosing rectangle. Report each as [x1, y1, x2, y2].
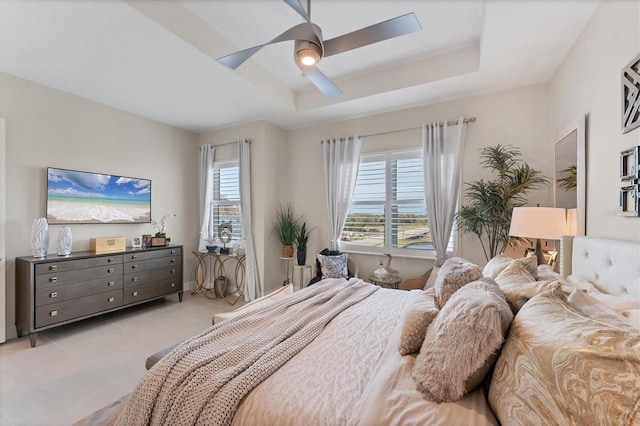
[422, 119, 467, 266]
[322, 136, 363, 250]
[198, 144, 215, 252]
[239, 138, 259, 301]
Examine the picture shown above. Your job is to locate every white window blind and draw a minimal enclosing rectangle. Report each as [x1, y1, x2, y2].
[342, 149, 453, 257]
[212, 160, 242, 242]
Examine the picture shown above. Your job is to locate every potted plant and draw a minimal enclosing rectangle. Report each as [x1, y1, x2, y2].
[273, 204, 299, 258]
[294, 222, 315, 265]
[456, 144, 548, 261]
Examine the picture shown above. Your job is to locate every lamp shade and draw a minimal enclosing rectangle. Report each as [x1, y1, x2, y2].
[509, 207, 567, 240]
[566, 208, 578, 236]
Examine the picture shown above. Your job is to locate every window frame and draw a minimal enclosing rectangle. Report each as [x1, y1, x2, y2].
[340, 148, 457, 259]
[212, 159, 243, 242]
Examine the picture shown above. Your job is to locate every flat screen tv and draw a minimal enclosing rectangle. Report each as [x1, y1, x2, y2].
[47, 167, 151, 224]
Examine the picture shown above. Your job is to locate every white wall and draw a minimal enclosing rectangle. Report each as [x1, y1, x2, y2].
[0, 73, 198, 339]
[548, 0, 640, 242]
[288, 83, 552, 275]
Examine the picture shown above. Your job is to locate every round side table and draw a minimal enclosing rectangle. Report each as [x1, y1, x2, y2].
[368, 274, 402, 289]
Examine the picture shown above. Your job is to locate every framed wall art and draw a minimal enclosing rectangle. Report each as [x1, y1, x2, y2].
[622, 54, 640, 134]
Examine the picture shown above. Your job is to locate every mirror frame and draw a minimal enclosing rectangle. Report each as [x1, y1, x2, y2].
[553, 115, 586, 235]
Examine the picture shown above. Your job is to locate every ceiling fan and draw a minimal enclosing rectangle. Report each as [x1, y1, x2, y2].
[216, 0, 421, 99]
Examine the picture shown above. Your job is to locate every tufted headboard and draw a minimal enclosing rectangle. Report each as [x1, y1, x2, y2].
[560, 236, 640, 299]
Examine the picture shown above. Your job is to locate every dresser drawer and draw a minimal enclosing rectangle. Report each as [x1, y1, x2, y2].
[35, 289, 123, 328]
[35, 277, 123, 307]
[123, 255, 181, 273]
[124, 279, 181, 304]
[35, 264, 123, 289]
[124, 247, 182, 263]
[34, 255, 123, 275]
[123, 265, 181, 287]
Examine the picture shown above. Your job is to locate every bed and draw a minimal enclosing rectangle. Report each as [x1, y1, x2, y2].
[77, 236, 640, 425]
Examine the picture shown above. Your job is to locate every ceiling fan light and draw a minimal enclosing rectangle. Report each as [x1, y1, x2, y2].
[296, 41, 322, 67]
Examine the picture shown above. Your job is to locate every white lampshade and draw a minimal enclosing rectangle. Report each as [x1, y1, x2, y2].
[509, 207, 567, 240]
[566, 208, 578, 236]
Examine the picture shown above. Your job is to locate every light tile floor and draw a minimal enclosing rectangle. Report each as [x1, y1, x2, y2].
[0, 293, 242, 425]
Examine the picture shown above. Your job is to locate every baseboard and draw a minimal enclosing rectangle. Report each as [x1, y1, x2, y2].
[184, 280, 196, 293]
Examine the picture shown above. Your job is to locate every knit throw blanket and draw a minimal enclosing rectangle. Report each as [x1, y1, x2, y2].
[117, 279, 379, 426]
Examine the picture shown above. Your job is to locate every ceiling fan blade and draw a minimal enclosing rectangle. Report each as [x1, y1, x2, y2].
[297, 63, 342, 99]
[217, 23, 318, 69]
[323, 13, 421, 58]
[282, 0, 310, 21]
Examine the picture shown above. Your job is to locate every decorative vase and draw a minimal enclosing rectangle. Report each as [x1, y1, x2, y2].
[282, 245, 294, 258]
[31, 218, 49, 258]
[297, 250, 306, 266]
[56, 226, 72, 256]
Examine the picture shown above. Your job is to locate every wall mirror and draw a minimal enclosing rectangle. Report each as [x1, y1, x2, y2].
[553, 115, 586, 235]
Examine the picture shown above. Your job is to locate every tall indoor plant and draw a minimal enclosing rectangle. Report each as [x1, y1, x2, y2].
[294, 222, 315, 266]
[273, 204, 299, 258]
[457, 144, 548, 261]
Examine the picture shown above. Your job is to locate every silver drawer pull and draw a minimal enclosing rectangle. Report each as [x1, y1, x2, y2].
[50, 277, 58, 283]
[132, 291, 138, 297]
[107, 268, 115, 273]
[170, 250, 176, 254]
[50, 292, 57, 298]
[107, 281, 115, 287]
[108, 297, 115, 302]
[132, 276, 138, 282]
[50, 310, 58, 317]
[171, 283, 175, 287]
[170, 269, 176, 274]
[107, 258, 115, 263]
[132, 264, 138, 269]
[170, 258, 176, 263]
[49, 265, 58, 271]
[132, 255, 138, 260]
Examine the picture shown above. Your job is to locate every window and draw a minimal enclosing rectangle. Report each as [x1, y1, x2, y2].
[341, 149, 452, 257]
[212, 160, 243, 241]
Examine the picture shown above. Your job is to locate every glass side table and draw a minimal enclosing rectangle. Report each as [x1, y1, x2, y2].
[368, 274, 402, 289]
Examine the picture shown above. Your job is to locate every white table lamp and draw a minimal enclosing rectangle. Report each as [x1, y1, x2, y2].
[509, 207, 567, 265]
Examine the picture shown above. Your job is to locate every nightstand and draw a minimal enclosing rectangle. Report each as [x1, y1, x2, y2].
[368, 274, 402, 289]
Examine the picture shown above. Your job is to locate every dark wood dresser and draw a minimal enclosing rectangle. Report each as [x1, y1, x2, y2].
[16, 245, 183, 347]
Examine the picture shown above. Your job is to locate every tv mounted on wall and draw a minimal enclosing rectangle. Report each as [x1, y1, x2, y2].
[47, 167, 151, 224]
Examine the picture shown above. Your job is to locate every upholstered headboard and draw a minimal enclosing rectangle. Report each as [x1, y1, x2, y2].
[560, 236, 640, 299]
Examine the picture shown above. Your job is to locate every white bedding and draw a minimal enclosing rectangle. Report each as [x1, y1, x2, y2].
[233, 286, 496, 425]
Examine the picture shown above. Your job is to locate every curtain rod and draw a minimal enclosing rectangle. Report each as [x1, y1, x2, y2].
[199, 138, 252, 150]
[360, 117, 476, 139]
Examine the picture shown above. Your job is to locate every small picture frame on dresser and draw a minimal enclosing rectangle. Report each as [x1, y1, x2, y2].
[141, 234, 152, 248]
[131, 237, 142, 248]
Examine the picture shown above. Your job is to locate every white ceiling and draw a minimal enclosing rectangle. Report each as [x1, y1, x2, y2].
[0, 0, 600, 133]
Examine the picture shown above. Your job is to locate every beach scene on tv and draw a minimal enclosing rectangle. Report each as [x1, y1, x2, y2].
[47, 168, 151, 224]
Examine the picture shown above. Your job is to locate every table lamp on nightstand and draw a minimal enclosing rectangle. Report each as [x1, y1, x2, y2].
[509, 207, 567, 265]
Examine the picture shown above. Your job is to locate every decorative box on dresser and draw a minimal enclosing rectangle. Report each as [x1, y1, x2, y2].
[16, 245, 183, 347]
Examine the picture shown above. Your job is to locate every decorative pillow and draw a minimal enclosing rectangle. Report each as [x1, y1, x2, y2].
[488, 285, 640, 426]
[433, 257, 483, 308]
[568, 288, 640, 330]
[423, 265, 440, 290]
[483, 254, 538, 280]
[316, 252, 348, 279]
[212, 284, 294, 324]
[494, 261, 556, 314]
[412, 278, 513, 403]
[398, 287, 439, 355]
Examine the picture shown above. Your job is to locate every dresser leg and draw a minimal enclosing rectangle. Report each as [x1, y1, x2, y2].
[29, 333, 38, 348]
[178, 291, 183, 302]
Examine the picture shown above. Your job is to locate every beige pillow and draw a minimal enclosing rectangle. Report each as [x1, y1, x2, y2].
[212, 284, 293, 324]
[412, 278, 513, 403]
[423, 265, 440, 290]
[398, 287, 439, 355]
[494, 261, 555, 314]
[488, 285, 640, 426]
[433, 257, 483, 308]
[483, 254, 538, 280]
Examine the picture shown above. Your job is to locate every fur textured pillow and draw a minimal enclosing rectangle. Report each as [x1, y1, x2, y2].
[398, 287, 439, 355]
[494, 261, 555, 314]
[483, 254, 538, 280]
[412, 278, 513, 403]
[433, 257, 483, 308]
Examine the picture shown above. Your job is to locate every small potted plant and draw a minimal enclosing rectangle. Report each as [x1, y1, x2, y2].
[294, 222, 315, 266]
[273, 204, 298, 258]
